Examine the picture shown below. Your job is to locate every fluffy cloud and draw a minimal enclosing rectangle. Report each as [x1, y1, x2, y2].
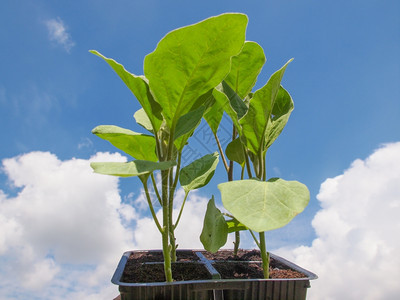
[277, 142, 400, 300]
[45, 17, 75, 52]
[0, 151, 132, 299]
[0, 151, 216, 299]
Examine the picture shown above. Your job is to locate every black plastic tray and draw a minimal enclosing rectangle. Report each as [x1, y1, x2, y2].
[112, 250, 317, 300]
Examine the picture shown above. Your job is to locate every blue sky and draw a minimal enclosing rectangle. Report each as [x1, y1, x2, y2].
[1, 1, 399, 299]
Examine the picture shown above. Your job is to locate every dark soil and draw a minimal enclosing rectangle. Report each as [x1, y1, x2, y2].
[214, 262, 306, 279]
[121, 262, 211, 283]
[201, 249, 262, 261]
[120, 249, 306, 283]
[129, 250, 199, 263]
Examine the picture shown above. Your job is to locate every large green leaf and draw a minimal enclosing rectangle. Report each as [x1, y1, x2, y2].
[218, 81, 248, 120]
[90, 160, 176, 177]
[179, 152, 219, 193]
[133, 108, 154, 134]
[224, 41, 266, 98]
[90, 50, 162, 132]
[143, 13, 247, 130]
[200, 197, 228, 253]
[212, 85, 242, 133]
[203, 94, 224, 135]
[239, 59, 292, 155]
[225, 138, 245, 166]
[264, 86, 294, 149]
[218, 178, 310, 232]
[174, 105, 206, 142]
[92, 125, 158, 161]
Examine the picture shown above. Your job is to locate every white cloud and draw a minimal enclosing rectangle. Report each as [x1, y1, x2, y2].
[276, 142, 400, 300]
[0, 151, 223, 299]
[45, 18, 75, 52]
[0, 151, 131, 299]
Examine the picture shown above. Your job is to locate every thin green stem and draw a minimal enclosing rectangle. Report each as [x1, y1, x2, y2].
[228, 125, 236, 181]
[150, 173, 162, 206]
[155, 131, 163, 161]
[244, 151, 253, 178]
[214, 132, 229, 173]
[249, 229, 261, 249]
[261, 151, 266, 181]
[142, 177, 163, 233]
[259, 232, 270, 279]
[174, 191, 189, 229]
[222, 212, 235, 218]
[168, 152, 182, 262]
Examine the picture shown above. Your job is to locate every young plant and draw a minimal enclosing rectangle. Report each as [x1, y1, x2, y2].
[200, 42, 310, 279]
[90, 13, 247, 282]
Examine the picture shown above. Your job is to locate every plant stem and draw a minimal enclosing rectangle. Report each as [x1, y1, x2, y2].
[228, 125, 241, 254]
[142, 177, 163, 233]
[259, 232, 270, 279]
[233, 231, 240, 256]
[261, 151, 266, 181]
[168, 152, 182, 262]
[214, 132, 229, 173]
[174, 192, 189, 229]
[161, 169, 173, 282]
[244, 151, 253, 178]
[150, 173, 162, 206]
[249, 229, 261, 249]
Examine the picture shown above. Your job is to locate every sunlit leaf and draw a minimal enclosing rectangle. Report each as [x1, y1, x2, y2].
[92, 125, 157, 161]
[203, 94, 224, 135]
[219, 178, 309, 232]
[240, 59, 292, 155]
[264, 86, 294, 149]
[179, 152, 219, 193]
[90, 50, 162, 132]
[144, 13, 247, 130]
[90, 160, 176, 177]
[226, 219, 247, 233]
[134, 108, 154, 134]
[225, 41, 266, 98]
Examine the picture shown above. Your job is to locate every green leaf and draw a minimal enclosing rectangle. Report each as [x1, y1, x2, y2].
[174, 90, 214, 150]
[218, 178, 310, 232]
[133, 108, 154, 133]
[240, 59, 292, 155]
[225, 138, 245, 166]
[92, 125, 158, 162]
[226, 219, 247, 233]
[225, 41, 266, 99]
[143, 13, 247, 130]
[203, 94, 224, 135]
[174, 105, 206, 142]
[90, 50, 162, 132]
[179, 152, 219, 193]
[90, 160, 176, 177]
[264, 86, 294, 149]
[200, 196, 228, 253]
[212, 86, 242, 133]
[218, 81, 248, 120]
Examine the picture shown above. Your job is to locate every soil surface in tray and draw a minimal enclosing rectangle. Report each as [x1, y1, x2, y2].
[201, 249, 262, 261]
[121, 262, 211, 283]
[120, 250, 306, 283]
